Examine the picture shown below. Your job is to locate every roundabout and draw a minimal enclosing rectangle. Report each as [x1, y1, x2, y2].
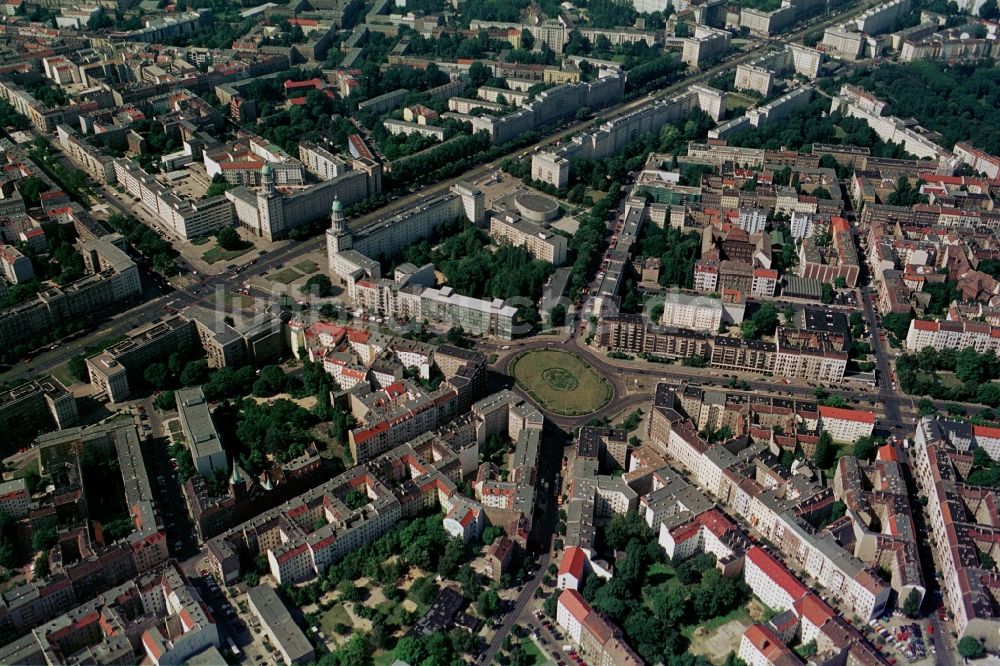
[510, 349, 612, 416]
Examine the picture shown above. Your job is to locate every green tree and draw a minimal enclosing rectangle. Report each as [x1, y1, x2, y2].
[216, 226, 242, 251]
[337, 579, 361, 602]
[302, 274, 334, 298]
[32, 518, 58, 552]
[813, 431, 835, 469]
[252, 365, 292, 397]
[958, 636, 985, 659]
[205, 174, 233, 198]
[852, 436, 877, 462]
[67, 355, 89, 383]
[902, 588, 922, 618]
[477, 588, 500, 616]
[482, 525, 504, 546]
[543, 590, 558, 618]
[982, 0, 1000, 18]
[180, 360, 208, 387]
[144, 362, 170, 389]
[549, 303, 566, 328]
[34, 552, 50, 579]
[153, 390, 176, 411]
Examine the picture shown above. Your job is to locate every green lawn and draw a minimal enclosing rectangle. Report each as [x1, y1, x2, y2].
[319, 604, 353, 637]
[271, 267, 303, 284]
[682, 603, 752, 639]
[373, 652, 395, 666]
[521, 639, 548, 665]
[726, 93, 754, 111]
[225, 293, 255, 309]
[295, 260, 319, 274]
[202, 244, 251, 264]
[52, 361, 78, 387]
[13, 458, 38, 480]
[938, 372, 963, 389]
[646, 562, 675, 586]
[511, 350, 612, 416]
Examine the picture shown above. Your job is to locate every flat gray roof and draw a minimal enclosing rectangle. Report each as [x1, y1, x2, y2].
[176, 386, 223, 458]
[247, 584, 315, 664]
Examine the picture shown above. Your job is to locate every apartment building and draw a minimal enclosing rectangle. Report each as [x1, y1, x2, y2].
[420, 287, 517, 339]
[176, 387, 227, 478]
[831, 85, 957, 166]
[710, 336, 776, 374]
[383, 119, 446, 141]
[247, 585, 315, 665]
[905, 317, 1000, 353]
[113, 159, 235, 240]
[0, 376, 78, 448]
[834, 450, 925, 609]
[0, 478, 31, 520]
[0, 232, 141, 351]
[681, 25, 732, 68]
[818, 405, 875, 443]
[661, 291, 724, 332]
[649, 383, 892, 622]
[556, 590, 643, 666]
[209, 430, 484, 585]
[488, 214, 567, 265]
[0, 423, 169, 639]
[531, 83, 723, 188]
[0, 244, 33, 284]
[798, 217, 860, 287]
[773, 327, 848, 382]
[87, 316, 196, 404]
[0, 561, 220, 666]
[299, 141, 350, 180]
[598, 314, 711, 359]
[913, 418, 1000, 650]
[557, 547, 589, 590]
[204, 135, 306, 187]
[954, 142, 1000, 179]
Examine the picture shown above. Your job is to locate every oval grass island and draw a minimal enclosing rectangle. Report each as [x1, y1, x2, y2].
[509, 349, 612, 416]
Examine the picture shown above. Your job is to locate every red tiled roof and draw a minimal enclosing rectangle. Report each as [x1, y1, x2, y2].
[558, 546, 587, 578]
[558, 589, 590, 623]
[819, 405, 876, 425]
[747, 547, 808, 600]
[973, 424, 1000, 440]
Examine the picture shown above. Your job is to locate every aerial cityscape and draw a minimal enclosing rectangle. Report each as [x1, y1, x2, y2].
[0, 0, 998, 662]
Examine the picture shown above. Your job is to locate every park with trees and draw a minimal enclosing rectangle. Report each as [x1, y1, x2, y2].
[896, 345, 1000, 406]
[543, 511, 753, 665]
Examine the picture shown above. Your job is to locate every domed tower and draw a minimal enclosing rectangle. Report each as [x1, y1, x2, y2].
[327, 195, 351, 254]
[330, 196, 345, 234]
[260, 162, 275, 196]
[256, 162, 284, 239]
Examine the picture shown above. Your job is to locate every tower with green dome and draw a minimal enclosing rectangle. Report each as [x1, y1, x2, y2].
[327, 195, 351, 253]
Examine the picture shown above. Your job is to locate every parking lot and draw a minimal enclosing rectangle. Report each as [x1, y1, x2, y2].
[531, 609, 587, 666]
[869, 615, 935, 665]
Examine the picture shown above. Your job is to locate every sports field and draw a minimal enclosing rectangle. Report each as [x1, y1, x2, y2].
[511, 350, 611, 416]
